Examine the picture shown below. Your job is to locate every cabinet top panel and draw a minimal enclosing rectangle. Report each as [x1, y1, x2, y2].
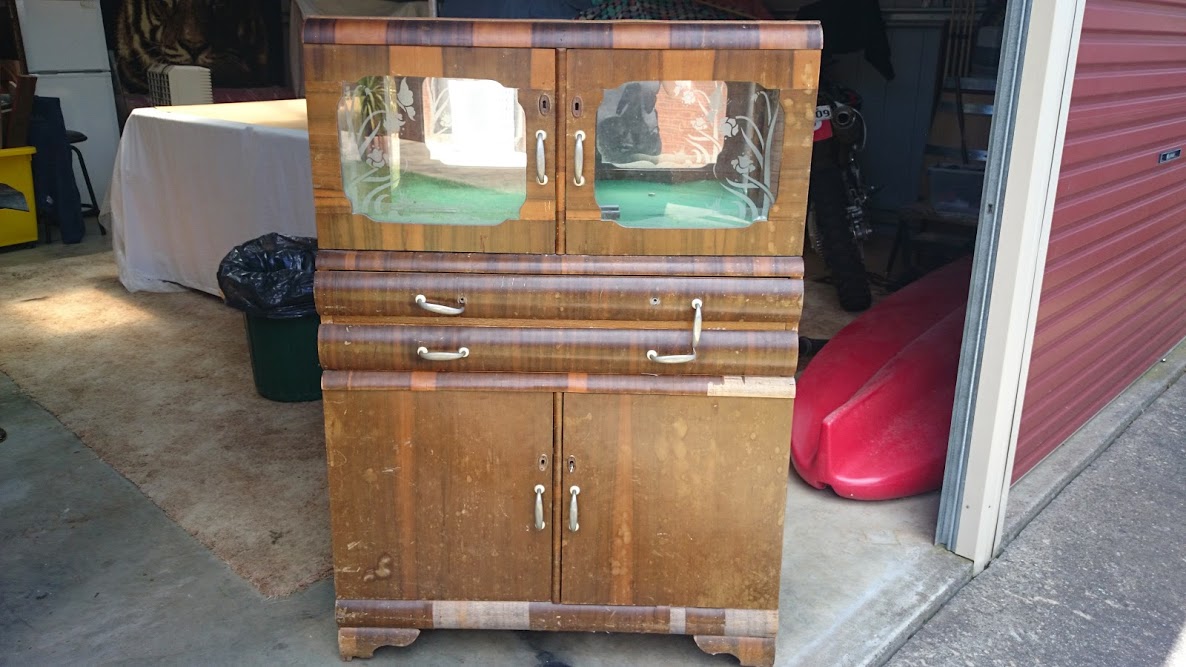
[303, 18, 822, 51]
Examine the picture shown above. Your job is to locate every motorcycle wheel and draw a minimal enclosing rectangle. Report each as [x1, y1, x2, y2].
[807, 166, 872, 312]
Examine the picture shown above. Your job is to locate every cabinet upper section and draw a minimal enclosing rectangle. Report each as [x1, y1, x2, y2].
[303, 19, 821, 256]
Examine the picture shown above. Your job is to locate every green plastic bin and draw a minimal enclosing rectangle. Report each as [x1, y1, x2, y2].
[243, 313, 322, 402]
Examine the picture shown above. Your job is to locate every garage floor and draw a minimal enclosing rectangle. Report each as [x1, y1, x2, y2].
[0, 228, 969, 666]
[0, 371, 968, 666]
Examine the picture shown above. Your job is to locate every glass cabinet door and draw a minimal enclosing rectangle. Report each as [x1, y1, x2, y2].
[591, 80, 783, 230]
[337, 76, 528, 226]
[305, 45, 556, 253]
[564, 49, 819, 256]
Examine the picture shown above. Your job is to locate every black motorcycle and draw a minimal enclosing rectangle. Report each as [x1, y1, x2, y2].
[807, 81, 874, 312]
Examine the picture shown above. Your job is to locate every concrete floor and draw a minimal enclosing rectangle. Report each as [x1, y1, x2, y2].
[0, 367, 968, 666]
[890, 363, 1186, 667]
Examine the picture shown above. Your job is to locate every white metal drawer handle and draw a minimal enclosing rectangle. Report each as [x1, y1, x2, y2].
[573, 131, 586, 186]
[534, 484, 546, 531]
[415, 294, 465, 316]
[647, 298, 703, 364]
[416, 346, 469, 361]
[569, 486, 580, 532]
[535, 130, 548, 185]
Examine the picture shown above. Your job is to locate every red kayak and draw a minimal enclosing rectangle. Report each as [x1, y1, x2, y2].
[792, 257, 972, 500]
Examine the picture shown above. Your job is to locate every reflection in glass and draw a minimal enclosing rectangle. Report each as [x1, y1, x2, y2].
[594, 81, 783, 229]
[337, 76, 526, 225]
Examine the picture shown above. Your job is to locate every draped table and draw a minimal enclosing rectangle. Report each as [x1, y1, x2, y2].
[111, 99, 314, 295]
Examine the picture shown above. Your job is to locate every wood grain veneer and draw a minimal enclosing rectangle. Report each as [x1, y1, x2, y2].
[323, 389, 554, 601]
[317, 250, 805, 277]
[321, 371, 796, 399]
[318, 324, 798, 376]
[315, 271, 801, 324]
[304, 18, 822, 51]
[309, 18, 817, 667]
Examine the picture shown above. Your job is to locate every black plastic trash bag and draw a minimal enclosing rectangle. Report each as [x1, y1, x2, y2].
[217, 233, 317, 319]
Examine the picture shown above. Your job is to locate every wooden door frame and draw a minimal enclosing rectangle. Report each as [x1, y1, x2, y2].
[935, 0, 1089, 570]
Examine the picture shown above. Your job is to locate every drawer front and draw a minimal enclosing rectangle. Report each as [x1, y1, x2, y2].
[319, 324, 798, 376]
[316, 271, 801, 325]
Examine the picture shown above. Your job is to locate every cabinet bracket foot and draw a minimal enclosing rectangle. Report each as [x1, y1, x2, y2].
[338, 627, 420, 661]
[693, 635, 775, 667]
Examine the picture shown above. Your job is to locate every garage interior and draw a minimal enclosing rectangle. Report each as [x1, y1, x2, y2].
[0, 0, 1022, 664]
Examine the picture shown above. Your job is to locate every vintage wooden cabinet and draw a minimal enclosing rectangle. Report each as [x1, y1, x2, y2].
[305, 17, 821, 667]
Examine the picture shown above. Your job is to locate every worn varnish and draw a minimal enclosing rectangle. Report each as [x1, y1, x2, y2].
[323, 389, 554, 601]
[335, 598, 778, 636]
[560, 393, 792, 609]
[309, 17, 818, 667]
[321, 371, 796, 399]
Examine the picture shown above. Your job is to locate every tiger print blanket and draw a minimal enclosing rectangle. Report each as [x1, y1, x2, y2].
[114, 0, 272, 94]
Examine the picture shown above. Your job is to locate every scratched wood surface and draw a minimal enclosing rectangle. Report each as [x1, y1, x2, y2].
[319, 324, 798, 376]
[335, 598, 777, 635]
[695, 635, 777, 667]
[560, 393, 792, 610]
[315, 271, 801, 325]
[335, 598, 780, 664]
[321, 371, 796, 399]
[323, 389, 554, 601]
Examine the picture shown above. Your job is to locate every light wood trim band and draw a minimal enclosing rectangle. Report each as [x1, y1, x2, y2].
[336, 599, 779, 637]
[321, 371, 795, 398]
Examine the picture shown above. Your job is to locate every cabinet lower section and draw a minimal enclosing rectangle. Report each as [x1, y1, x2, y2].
[323, 372, 793, 665]
[336, 599, 778, 667]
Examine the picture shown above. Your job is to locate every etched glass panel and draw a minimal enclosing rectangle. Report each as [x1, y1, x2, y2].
[338, 76, 527, 225]
[593, 81, 783, 229]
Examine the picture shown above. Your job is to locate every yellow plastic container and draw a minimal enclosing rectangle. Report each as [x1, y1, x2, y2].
[0, 146, 39, 248]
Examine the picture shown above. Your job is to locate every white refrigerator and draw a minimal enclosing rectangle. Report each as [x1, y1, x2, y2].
[15, 0, 121, 210]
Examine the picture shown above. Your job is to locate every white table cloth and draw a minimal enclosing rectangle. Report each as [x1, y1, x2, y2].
[111, 99, 315, 295]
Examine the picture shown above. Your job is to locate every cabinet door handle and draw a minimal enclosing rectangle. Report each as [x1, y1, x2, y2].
[534, 484, 546, 531]
[572, 131, 586, 187]
[415, 294, 465, 316]
[647, 298, 703, 364]
[568, 486, 580, 532]
[535, 130, 548, 185]
[416, 346, 470, 361]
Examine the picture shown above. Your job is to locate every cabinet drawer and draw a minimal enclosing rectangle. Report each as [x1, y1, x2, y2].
[319, 324, 798, 376]
[316, 271, 800, 326]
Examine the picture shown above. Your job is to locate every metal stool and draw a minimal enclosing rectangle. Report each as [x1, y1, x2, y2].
[65, 129, 107, 235]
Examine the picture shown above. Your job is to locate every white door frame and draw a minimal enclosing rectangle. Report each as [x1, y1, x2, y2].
[935, 0, 1089, 571]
